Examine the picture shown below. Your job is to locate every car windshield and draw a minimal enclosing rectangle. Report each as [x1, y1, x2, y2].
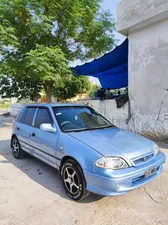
[52, 106, 114, 132]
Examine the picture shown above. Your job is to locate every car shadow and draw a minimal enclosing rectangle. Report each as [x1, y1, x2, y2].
[0, 139, 104, 203]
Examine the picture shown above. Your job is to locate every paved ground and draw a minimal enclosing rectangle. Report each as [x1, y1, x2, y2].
[0, 116, 168, 225]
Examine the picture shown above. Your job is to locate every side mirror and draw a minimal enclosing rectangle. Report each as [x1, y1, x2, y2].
[40, 123, 56, 133]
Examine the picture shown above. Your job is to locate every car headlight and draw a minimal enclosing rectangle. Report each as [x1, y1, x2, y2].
[95, 157, 128, 169]
[154, 144, 160, 155]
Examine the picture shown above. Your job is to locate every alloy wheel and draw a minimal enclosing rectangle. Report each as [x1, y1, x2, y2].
[63, 167, 79, 194]
[12, 138, 20, 157]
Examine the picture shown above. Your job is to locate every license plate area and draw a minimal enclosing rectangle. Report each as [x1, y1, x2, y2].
[145, 167, 156, 178]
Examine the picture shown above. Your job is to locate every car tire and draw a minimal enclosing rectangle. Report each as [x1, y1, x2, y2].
[12, 136, 26, 159]
[61, 159, 90, 201]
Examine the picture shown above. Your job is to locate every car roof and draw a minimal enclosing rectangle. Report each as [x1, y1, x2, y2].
[25, 103, 86, 108]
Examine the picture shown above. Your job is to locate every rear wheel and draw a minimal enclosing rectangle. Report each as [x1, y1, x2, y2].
[61, 159, 90, 201]
[12, 136, 26, 159]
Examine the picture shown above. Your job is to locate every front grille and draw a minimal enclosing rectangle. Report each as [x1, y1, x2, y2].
[131, 152, 155, 166]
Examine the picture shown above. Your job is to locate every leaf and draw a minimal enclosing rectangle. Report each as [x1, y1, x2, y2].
[0, 0, 116, 100]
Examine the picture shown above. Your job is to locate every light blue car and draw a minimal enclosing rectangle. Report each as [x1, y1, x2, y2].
[11, 104, 166, 201]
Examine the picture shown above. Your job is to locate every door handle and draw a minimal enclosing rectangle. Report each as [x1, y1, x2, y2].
[32, 132, 36, 137]
[16, 127, 20, 131]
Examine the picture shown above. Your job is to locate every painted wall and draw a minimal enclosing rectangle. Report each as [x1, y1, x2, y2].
[118, 0, 168, 140]
[10, 100, 133, 140]
[128, 19, 168, 140]
[10, 103, 27, 117]
[118, 0, 168, 35]
[10, 92, 168, 140]
[78, 100, 129, 129]
[10, 101, 129, 129]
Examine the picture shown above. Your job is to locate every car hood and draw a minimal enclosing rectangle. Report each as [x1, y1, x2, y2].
[68, 128, 155, 163]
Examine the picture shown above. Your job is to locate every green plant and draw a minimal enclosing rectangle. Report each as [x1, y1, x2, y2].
[0, 0, 116, 102]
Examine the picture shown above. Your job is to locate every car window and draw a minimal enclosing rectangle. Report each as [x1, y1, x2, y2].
[15, 108, 25, 122]
[19, 108, 28, 123]
[23, 108, 37, 126]
[34, 108, 53, 129]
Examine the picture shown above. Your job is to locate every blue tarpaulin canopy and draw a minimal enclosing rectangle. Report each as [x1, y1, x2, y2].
[72, 38, 128, 89]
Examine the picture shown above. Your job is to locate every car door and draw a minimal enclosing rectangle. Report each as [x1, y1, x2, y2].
[17, 107, 37, 153]
[29, 107, 59, 168]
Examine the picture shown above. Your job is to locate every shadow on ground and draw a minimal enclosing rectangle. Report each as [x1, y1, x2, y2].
[0, 139, 103, 203]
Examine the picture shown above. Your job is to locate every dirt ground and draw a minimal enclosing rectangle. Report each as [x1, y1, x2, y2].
[0, 116, 168, 225]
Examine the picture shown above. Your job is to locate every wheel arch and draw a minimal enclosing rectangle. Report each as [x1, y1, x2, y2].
[60, 155, 83, 171]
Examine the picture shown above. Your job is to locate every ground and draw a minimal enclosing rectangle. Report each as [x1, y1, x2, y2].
[0, 115, 168, 225]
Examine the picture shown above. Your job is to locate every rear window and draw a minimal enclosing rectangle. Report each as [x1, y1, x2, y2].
[16, 108, 26, 121]
[19, 108, 28, 123]
[20, 107, 37, 126]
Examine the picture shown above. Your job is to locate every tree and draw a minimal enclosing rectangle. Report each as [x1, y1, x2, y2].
[53, 75, 91, 101]
[25, 44, 72, 102]
[0, 74, 41, 101]
[0, 59, 41, 101]
[0, 0, 116, 102]
[0, 14, 18, 55]
[88, 84, 100, 99]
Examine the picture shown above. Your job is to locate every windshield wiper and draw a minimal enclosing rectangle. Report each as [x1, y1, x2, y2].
[104, 124, 116, 128]
[65, 128, 89, 133]
[65, 124, 115, 133]
[73, 125, 115, 132]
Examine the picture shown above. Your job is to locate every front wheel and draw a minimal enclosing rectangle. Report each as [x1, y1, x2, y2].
[61, 159, 90, 201]
[12, 136, 26, 159]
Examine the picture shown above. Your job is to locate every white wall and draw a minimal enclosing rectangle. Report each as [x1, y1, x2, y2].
[10, 103, 26, 117]
[118, 0, 168, 35]
[128, 19, 168, 140]
[10, 95, 168, 140]
[10, 101, 129, 128]
[78, 100, 129, 129]
[117, 0, 168, 140]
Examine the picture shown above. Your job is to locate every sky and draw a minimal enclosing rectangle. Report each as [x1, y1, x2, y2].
[77, 0, 126, 84]
[100, 0, 125, 44]
[74, 0, 125, 68]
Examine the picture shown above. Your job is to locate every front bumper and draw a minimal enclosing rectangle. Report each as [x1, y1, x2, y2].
[84, 152, 166, 196]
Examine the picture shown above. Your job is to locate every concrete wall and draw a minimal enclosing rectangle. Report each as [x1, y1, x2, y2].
[118, 0, 168, 35]
[118, 0, 168, 140]
[10, 94, 168, 140]
[78, 100, 129, 129]
[10, 103, 27, 117]
[10, 101, 129, 129]
[128, 19, 168, 140]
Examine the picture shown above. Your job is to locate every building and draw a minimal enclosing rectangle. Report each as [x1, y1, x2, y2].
[116, 0, 168, 140]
